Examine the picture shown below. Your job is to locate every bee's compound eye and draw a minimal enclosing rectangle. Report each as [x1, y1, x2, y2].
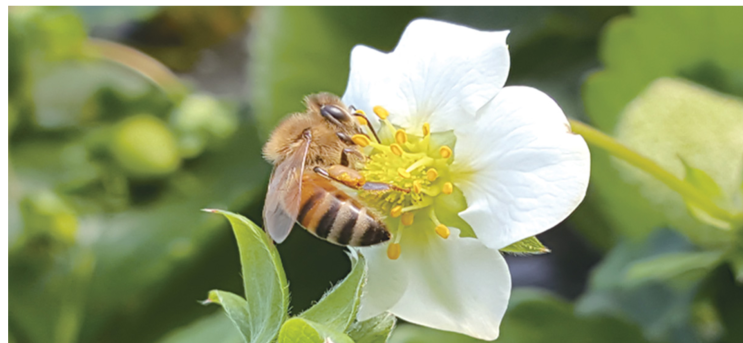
[321, 105, 348, 122]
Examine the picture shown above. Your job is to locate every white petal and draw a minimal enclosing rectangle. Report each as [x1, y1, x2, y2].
[342, 19, 510, 136]
[342, 45, 391, 129]
[384, 19, 510, 134]
[354, 244, 409, 321]
[453, 86, 590, 250]
[388, 228, 510, 340]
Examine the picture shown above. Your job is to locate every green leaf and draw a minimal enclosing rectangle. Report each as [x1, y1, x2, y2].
[278, 318, 354, 343]
[300, 251, 366, 332]
[206, 210, 290, 343]
[248, 6, 426, 139]
[500, 236, 550, 255]
[575, 229, 703, 342]
[203, 290, 252, 342]
[347, 313, 397, 343]
[157, 312, 244, 343]
[626, 250, 726, 286]
[680, 158, 732, 230]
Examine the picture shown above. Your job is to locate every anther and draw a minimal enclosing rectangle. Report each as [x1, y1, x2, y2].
[352, 134, 371, 147]
[356, 115, 368, 126]
[422, 123, 431, 136]
[373, 106, 389, 120]
[355, 109, 366, 116]
[387, 243, 401, 260]
[435, 224, 450, 239]
[439, 146, 453, 159]
[427, 168, 438, 181]
[442, 182, 453, 195]
[401, 212, 415, 226]
[390, 143, 403, 156]
[395, 129, 407, 145]
[413, 180, 422, 194]
[390, 205, 403, 218]
[398, 168, 411, 179]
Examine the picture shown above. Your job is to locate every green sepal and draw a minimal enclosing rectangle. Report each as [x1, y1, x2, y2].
[300, 251, 366, 332]
[347, 313, 396, 343]
[203, 209, 289, 343]
[278, 318, 354, 343]
[501, 236, 550, 255]
[729, 250, 743, 284]
[680, 158, 732, 230]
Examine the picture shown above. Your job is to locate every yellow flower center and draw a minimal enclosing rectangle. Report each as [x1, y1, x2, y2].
[352, 106, 460, 260]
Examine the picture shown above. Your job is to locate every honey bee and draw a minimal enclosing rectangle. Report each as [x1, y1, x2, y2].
[262, 93, 399, 246]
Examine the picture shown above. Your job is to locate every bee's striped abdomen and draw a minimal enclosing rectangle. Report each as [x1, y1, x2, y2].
[297, 174, 390, 246]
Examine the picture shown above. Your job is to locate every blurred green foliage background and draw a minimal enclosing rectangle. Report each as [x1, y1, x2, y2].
[8, 6, 743, 343]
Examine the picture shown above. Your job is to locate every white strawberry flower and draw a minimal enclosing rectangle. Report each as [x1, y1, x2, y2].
[342, 19, 590, 340]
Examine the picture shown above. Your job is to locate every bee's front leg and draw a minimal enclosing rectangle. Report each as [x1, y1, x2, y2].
[340, 148, 365, 167]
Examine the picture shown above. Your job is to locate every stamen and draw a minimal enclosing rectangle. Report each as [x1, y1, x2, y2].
[398, 168, 411, 179]
[439, 146, 453, 159]
[426, 168, 438, 181]
[405, 157, 433, 173]
[401, 212, 415, 226]
[395, 129, 407, 145]
[355, 109, 366, 116]
[390, 143, 403, 156]
[352, 134, 371, 147]
[373, 106, 389, 120]
[387, 243, 401, 260]
[422, 123, 431, 136]
[390, 205, 403, 218]
[442, 182, 453, 195]
[435, 224, 450, 239]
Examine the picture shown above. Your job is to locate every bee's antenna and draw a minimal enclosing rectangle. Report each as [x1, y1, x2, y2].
[353, 112, 380, 143]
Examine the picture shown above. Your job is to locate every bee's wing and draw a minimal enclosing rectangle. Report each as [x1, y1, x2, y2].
[263, 133, 311, 243]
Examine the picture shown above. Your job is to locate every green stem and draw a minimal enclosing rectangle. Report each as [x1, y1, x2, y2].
[569, 119, 736, 224]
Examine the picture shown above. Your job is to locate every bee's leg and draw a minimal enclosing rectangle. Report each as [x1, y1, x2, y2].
[340, 148, 365, 167]
[314, 165, 409, 193]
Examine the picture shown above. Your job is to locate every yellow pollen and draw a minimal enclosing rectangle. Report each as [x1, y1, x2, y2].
[442, 182, 453, 195]
[439, 146, 453, 159]
[422, 123, 431, 136]
[401, 212, 415, 226]
[356, 115, 368, 126]
[426, 168, 439, 181]
[413, 180, 422, 194]
[395, 129, 407, 145]
[373, 106, 389, 120]
[352, 134, 371, 147]
[398, 168, 411, 179]
[435, 224, 450, 239]
[390, 205, 403, 218]
[355, 109, 366, 116]
[387, 242, 401, 260]
[390, 143, 403, 156]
